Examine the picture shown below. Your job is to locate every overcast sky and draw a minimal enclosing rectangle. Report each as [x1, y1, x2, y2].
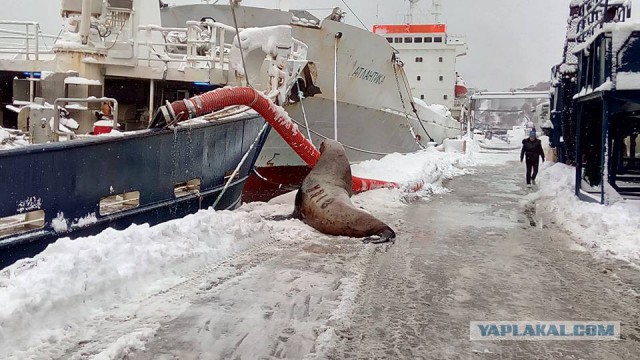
[2, 0, 581, 89]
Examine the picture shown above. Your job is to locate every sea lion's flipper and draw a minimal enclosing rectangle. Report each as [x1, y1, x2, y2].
[362, 227, 396, 244]
[292, 188, 304, 219]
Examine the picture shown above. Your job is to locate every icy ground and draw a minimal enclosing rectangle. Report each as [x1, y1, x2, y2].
[1, 144, 639, 359]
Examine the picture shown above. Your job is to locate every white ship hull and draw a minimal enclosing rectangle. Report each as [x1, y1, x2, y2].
[257, 19, 461, 168]
[258, 96, 461, 168]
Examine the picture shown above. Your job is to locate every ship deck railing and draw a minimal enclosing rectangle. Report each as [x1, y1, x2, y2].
[0, 21, 57, 61]
[136, 21, 237, 71]
[575, 0, 631, 42]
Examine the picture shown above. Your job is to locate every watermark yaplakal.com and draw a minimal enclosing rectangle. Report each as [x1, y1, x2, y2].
[470, 321, 620, 340]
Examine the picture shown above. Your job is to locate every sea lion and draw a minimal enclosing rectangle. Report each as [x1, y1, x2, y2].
[293, 139, 396, 243]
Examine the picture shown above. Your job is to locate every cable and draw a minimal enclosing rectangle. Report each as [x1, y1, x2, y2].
[339, 0, 368, 30]
[392, 59, 429, 147]
[298, 89, 314, 146]
[290, 118, 393, 156]
[230, 1, 251, 87]
[212, 122, 269, 208]
[398, 66, 435, 142]
[251, 168, 300, 191]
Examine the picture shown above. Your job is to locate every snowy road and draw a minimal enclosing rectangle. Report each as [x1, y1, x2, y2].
[330, 162, 640, 359]
[86, 161, 640, 358]
[3, 153, 640, 359]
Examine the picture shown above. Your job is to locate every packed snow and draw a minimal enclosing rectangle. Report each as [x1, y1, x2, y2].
[525, 163, 640, 264]
[1, 139, 638, 358]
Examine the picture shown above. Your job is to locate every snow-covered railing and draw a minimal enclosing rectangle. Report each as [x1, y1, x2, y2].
[136, 21, 236, 70]
[0, 21, 56, 60]
[291, 38, 308, 60]
[52, 97, 119, 141]
[575, 0, 631, 42]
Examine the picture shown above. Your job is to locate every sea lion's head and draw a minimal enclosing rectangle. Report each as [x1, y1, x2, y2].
[319, 139, 342, 155]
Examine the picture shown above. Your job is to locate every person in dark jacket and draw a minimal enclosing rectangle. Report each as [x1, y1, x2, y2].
[520, 129, 545, 186]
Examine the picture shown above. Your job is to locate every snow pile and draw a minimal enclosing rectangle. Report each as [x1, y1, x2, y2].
[525, 163, 640, 263]
[0, 127, 29, 150]
[413, 97, 455, 126]
[231, 25, 293, 76]
[352, 147, 472, 185]
[0, 208, 275, 358]
[351, 147, 476, 207]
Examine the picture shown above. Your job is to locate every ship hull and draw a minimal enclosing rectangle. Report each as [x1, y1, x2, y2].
[243, 97, 461, 202]
[0, 114, 269, 268]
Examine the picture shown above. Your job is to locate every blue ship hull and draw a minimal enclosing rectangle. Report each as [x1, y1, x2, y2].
[0, 114, 270, 268]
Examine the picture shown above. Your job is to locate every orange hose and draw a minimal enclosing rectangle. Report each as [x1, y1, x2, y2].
[163, 87, 414, 193]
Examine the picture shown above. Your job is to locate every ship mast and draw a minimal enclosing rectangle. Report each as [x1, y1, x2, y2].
[431, 0, 442, 24]
[404, 0, 420, 24]
[404, 0, 443, 24]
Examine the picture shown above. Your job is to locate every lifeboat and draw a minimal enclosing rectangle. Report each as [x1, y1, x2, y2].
[455, 73, 468, 98]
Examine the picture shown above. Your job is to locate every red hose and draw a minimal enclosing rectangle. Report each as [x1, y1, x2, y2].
[163, 87, 413, 193]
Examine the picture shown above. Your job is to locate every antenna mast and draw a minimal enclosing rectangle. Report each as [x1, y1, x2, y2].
[405, 0, 421, 24]
[431, 0, 442, 23]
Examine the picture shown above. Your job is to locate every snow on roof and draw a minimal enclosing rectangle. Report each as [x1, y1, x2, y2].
[573, 20, 640, 55]
[559, 64, 577, 74]
[615, 71, 640, 90]
[64, 77, 102, 86]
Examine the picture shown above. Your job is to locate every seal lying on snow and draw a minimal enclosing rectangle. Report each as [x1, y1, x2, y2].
[293, 140, 396, 243]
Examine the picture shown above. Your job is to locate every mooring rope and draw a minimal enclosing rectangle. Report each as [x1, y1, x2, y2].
[212, 122, 269, 208]
[392, 59, 427, 149]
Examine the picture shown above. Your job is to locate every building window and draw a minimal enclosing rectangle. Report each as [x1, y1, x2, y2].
[420, 95, 425, 100]
[394, 37, 403, 43]
[439, 75, 444, 81]
[415, 57, 423, 62]
[417, 75, 421, 81]
[434, 37, 443, 43]
[443, 94, 448, 100]
[439, 57, 443, 63]
[386, 37, 393, 43]
[424, 37, 433, 43]
[414, 37, 423, 43]
[404, 37, 413, 43]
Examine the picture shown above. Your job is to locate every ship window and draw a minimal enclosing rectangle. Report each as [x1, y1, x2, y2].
[439, 57, 443, 63]
[439, 75, 444, 81]
[424, 37, 433, 43]
[415, 57, 423, 62]
[414, 37, 423, 43]
[174, 178, 201, 197]
[443, 94, 448, 100]
[417, 75, 421, 81]
[404, 37, 413, 43]
[434, 37, 443, 43]
[420, 95, 425, 100]
[386, 37, 393, 43]
[394, 37, 402, 43]
[99, 191, 140, 216]
[0, 210, 45, 237]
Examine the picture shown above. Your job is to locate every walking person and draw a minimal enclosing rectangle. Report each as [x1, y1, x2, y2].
[520, 129, 545, 187]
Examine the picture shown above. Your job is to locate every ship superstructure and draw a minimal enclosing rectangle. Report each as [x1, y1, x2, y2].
[373, 0, 468, 120]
